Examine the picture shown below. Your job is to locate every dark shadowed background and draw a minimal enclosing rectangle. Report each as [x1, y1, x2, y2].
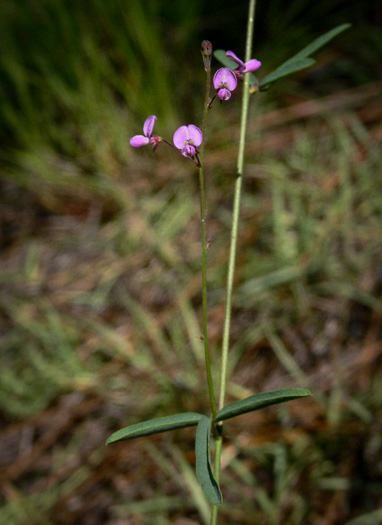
[1, 0, 382, 523]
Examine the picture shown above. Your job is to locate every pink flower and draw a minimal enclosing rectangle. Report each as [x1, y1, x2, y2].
[130, 115, 161, 149]
[213, 68, 238, 101]
[226, 50, 261, 77]
[173, 125, 203, 158]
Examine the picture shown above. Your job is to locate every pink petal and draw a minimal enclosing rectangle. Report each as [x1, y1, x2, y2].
[218, 88, 232, 101]
[183, 144, 196, 157]
[213, 68, 237, 91]
[244, 59, 261, 73]
[173, 126, 189, 149]
[187, 125, 202, 147]
[130, 135, 150, 147]
[226, 50, 245, 70]
[143, 115, 157, 138]
[213, 68, 226, 89]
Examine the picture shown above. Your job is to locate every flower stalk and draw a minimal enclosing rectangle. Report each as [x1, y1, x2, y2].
[219, 0, 257, 412]
[198, 41, 218, 421]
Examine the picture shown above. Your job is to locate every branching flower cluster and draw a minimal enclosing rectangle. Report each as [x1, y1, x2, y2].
[129, 49, 261, 167]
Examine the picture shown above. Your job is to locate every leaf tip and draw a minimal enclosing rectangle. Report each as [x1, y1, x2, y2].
[300, 388, 312, 397]
[105, 435, 115, 446]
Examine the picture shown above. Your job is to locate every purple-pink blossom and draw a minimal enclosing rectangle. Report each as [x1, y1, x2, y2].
[213, 68, 238, 101]
[130, 115, 161, 149]
[173, 125, 203, 158]
[226, 50, 261, 77]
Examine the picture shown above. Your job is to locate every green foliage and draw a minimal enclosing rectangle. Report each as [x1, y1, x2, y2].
[214, 389, 311, 423]
[259, 58, 315, 90]
[280, 23, 351, 64]
[106, 413, 203, 444]
[260, 24, 351, 89]
[195, 416, 223, 506]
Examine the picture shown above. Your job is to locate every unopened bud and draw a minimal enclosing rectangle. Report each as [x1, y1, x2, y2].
[201, 40, 212, 56]
[201, 40, 213, 71]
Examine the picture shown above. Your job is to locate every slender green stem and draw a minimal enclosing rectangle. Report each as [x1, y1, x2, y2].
[219, 0, 257, 412]
[211, 2, 257, 523]
[199, 49, 217, 421]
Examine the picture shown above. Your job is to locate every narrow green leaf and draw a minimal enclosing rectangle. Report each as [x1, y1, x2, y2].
[195, 416, 223, 506]
[259, 23, 350, 89]
[106, 412, 203, 445]
[283, 23, 351, 65]
[213, 49, 236, 70]
[213, 49, 258, 87]
[214, 388, 311, 423]
[260, 58, 315, 89]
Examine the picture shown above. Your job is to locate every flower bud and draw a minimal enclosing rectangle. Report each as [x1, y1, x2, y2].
[201, 40, 212, 56]
[201, 40, 213, 71]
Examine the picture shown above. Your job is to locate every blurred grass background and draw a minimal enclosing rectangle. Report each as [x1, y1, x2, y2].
[1, 0, 382, 523]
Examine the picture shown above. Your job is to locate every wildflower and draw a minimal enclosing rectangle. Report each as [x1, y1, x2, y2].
[226, 50, 261, 78]
[213, 67, 238, 101]
[130, 115, 161, 150]
[173, 125, 203, 159]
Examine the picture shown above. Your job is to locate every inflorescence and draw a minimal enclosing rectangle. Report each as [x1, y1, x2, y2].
[130, 48, 261, 166]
